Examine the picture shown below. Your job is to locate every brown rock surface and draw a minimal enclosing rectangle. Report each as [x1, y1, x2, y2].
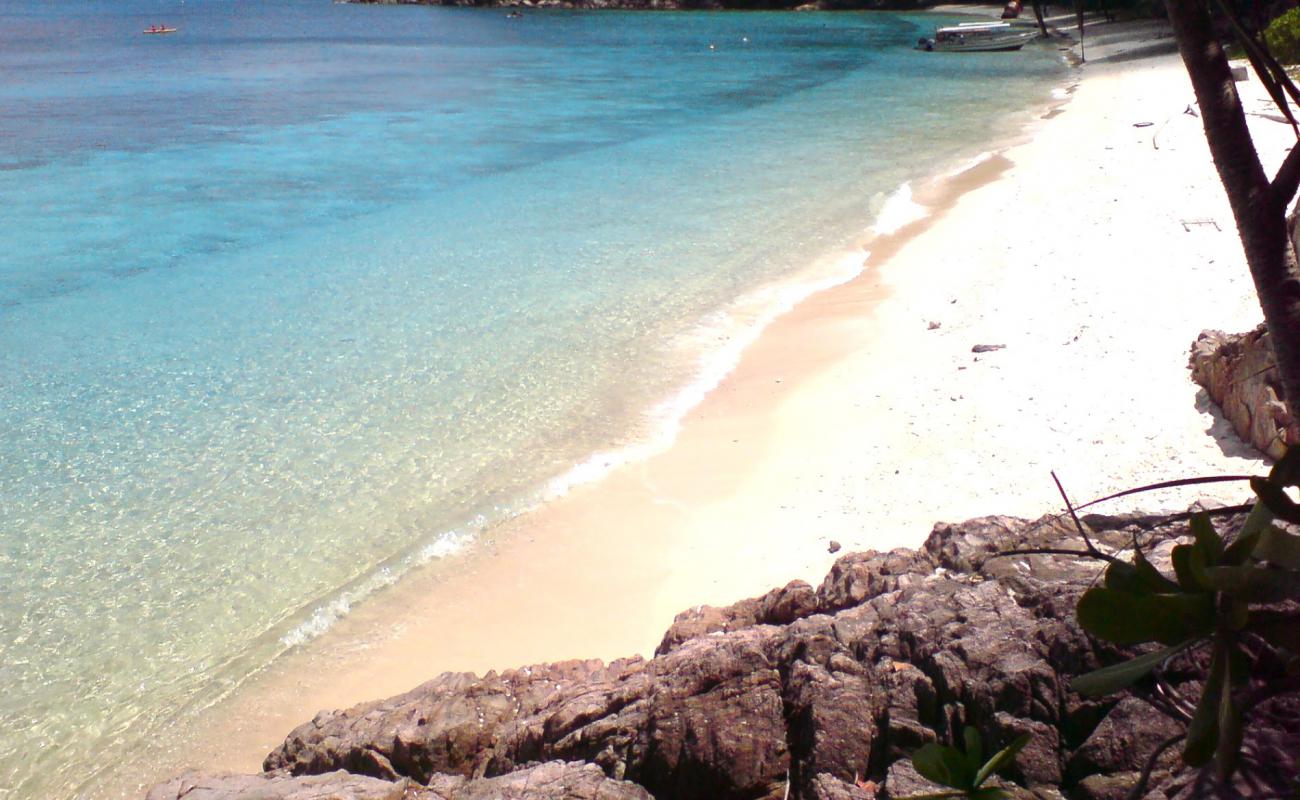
[1190, 325, 1298, 459]
[144, 771, 441, 800]
[452, 761, 652, 799]
[151, 513, 1300, 800]
[654, 579, 817, 656]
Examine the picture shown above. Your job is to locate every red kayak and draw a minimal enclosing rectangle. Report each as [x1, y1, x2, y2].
[143, 27, 177, 34]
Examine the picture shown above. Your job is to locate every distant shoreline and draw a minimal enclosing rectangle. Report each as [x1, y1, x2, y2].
[340, 0, 960, 11]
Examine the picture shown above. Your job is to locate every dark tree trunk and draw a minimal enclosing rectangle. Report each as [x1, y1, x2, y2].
[1031, 0, 1049, 36]
[1166, 0, 1300, 422]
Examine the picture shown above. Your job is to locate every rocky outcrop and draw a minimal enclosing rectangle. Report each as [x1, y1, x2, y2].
[151, 513, 1300, 799]
[145, 770, 440, 800]
[147, 763, 652, 800]
[1190, 325, 1298, 459]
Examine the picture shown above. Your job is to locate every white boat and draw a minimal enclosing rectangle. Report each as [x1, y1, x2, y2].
[917, 21, 1038, 52]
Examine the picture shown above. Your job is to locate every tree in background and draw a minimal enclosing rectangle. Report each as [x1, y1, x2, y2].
[1164, 0, 1300, 422]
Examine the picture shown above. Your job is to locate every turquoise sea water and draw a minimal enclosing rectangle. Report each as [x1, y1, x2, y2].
[0, 2, 1066, 797]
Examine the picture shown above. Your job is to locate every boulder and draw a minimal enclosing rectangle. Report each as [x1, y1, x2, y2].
[1190, 325, 1298, 459]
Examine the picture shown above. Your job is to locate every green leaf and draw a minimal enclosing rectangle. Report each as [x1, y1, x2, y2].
[1134, 550, 1182, 592]
[911, 743, 954, 788]
[1190, 513, 1224, 564]
[1255, 526, 1300, 569]
[1223, 501, 1273, 565]
[1228, 598, 1250, 631]
[963, 727, 984, 780]
[1183, 644, 1226, 767]
[1104, 560, 1142, 592]
[1070, 640, 1197, 697]
[1216, 653, 1244, 778]
[1105, 554, 1179, 594]
[1076, 587, 1215, 646]
[1250, 476, 1300, 523]
[969, 788, 1012, 800]
[1191, 546, 1217, 590]
[1268, 446, 1300, 487]
[1172, 545, 1205, 591]
[973, 733, 1032, 788]
[944, 746, 977, 790]
[1203, 565, 1300, 603]
[912, 742, 976, 791]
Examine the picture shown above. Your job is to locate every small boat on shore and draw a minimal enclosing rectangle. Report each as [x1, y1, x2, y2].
[916, 21, 1038, 52]
[143, 26, 178, 35]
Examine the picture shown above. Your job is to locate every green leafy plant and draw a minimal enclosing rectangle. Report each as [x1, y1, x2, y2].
[1264, 8, 1300, 66]
[905, 726, 1031, 799]
[1068, 449, 1300, 781]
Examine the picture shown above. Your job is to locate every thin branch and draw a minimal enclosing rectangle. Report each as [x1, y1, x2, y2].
[1071, 476, 1255, 513]
[1053, 470, 1101, 555]
[1126, 732, 1187, 800]
[1272, 143, 1300, 209]
[1133, 683, 1195, 726]
[987, 547, 1120, 563]
[1226, 360, 1284, 390]
[1154, 674, 1199, 721]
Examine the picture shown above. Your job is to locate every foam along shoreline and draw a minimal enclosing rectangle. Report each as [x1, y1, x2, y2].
[135, 21, 1287, 798]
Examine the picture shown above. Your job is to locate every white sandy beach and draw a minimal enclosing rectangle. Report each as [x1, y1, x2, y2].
[135, 20, 1297, 796]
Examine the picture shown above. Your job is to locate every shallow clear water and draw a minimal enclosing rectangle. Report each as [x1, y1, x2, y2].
[0, 2, 1066, 797]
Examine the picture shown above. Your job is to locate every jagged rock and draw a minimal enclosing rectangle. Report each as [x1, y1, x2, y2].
[1190, 325, 1298, 459]
[991, 712, 1061, 787]
[881, 759, 945, 799]
[783, 651, 875, 788]
[815, 548, 931, 613]
[628, 629, 789, 798]
[144, 771, 440, 800]
[876, 660, 939, 762]
[154, 513, 1300, 800]
[267, 629, 790, 800]
[655, 601, 761, 656]
[655, 580, 816, 655]
[1073, 773, 1139, 800]
[147, 763, 650, 800]
[808, 772, 875, 800]
[265, 658, 647, 783]
[1065, 697, 1183, 782]
[452, 761, 651, 799]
